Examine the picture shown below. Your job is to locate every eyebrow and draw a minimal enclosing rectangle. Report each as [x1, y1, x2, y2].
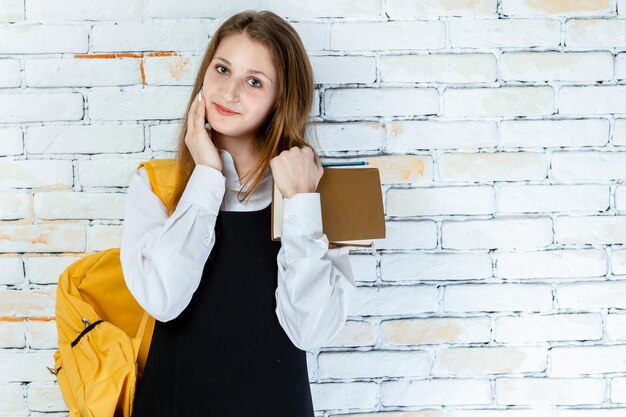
[213, 56, 273, 84]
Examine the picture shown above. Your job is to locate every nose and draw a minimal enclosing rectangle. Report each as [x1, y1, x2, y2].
[222, 77, 240, 103]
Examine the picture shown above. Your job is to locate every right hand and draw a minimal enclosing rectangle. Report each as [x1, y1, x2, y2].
[185, 89, 222, 172]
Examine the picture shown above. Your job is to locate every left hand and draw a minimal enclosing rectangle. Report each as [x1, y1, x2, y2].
[269, 146, 324, 199]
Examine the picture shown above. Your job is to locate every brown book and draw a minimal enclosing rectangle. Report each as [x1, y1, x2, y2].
[271, 166, 386, 248]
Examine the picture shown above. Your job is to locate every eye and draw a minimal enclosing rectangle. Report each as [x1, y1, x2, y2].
[214, 64, 262, 88]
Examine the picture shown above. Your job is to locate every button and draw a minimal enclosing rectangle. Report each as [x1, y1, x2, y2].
[286, 256, 293, 264]
[215, 191, 222, 198]
[285, 212, 293, 219]
[203, 236, 211, 247]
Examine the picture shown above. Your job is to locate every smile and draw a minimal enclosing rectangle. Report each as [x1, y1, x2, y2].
[214, 103, 240, 116]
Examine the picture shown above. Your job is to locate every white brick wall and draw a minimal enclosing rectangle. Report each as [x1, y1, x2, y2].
[3, 0, 626, 416]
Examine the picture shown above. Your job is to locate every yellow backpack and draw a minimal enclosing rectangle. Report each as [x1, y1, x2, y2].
[48, 159, 179, 417]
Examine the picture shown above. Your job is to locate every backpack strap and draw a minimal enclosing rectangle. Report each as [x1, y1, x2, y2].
[136, 159, 179, 212]
[133, 159, 179, 377]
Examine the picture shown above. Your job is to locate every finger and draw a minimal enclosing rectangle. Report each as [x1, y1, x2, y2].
[187, 94, 198, 132]
[195, 92, 204, 131]
[313, 151, 321, 166]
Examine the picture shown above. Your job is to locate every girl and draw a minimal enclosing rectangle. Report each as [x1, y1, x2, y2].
[120, 10, 357, 416]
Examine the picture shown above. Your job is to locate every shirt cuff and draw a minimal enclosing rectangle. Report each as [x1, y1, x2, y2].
[179, 164, 226, 214]
[282, 192, 323, 237]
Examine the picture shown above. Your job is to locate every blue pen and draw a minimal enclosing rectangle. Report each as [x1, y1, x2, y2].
[321, 161, 368, 167]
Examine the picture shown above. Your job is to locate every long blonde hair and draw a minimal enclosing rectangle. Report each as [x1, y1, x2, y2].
[166, 10, 319, 216]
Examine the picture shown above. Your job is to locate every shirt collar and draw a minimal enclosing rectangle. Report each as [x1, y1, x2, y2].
[219, 149, 271, 192]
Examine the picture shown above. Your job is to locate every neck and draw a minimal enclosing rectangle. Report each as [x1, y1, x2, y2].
[213, 131, 261, 182]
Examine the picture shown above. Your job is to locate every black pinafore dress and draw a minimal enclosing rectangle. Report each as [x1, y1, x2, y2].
[131, 203, 315, 417]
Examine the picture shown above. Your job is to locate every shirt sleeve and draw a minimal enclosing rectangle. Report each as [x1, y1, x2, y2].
[274, 192, 358, 351]
[120, 164, 226, 322]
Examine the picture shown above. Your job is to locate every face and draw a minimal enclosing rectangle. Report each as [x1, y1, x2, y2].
[201, 33, 278, 141]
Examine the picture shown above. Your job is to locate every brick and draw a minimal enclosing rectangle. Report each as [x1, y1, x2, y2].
[0, 383, 24, 413]
[77, 158, 145, 187]
[0, 127, 23, 156]
[0, 159, 73, 188]
[348, 254, 377, 283]
[386, 186, 495, 216]
[495, 313, 602, 343]
[355, 155, 433, 184]
[387, 120, 497, 151]
[438, 152, 548, 181]
[373, 221, 437, 250]
[315, 122, 384, 152]
[0, 257, 24, 285]
[445, 284, 553, 312]
[502, 0, 614, 16]
[381, 53, 496, 83]
[380, 379, 491, 406]
[500, 119, 609, 148]
[331, 21, 445, 51]
[27, 382, 66, 412]
[27, 0, 141, 20]
[611, 377, 626, 403]
[0, 290, 55, 317]
[26, 256, 81, 285]
[381, 252, 493, 281]
[381, 317, 491, 346]
[91, 22, 209, 52]
[550, 345, 626, 376]
[556, 216, 626, 244]
[0, 225, 85, 253]
[496, 184, 609, 213]
[89, 224, 123, 251]
[0, 351, 56, 382]
[495, 377, 605, 405]
[449, 18, 560, 48]
[501, 51, 612, 82]
[28, 320, 57, 350]
[310, 382, 378, 410]
[0, 322, 26, 348]
[25, 124, 144, 154]
[566, 19, 626, 47]
[442, 218, 553, 250]
[495, 249, 607, 279]
[0, 24, 87, 53]
[433, 346, 547, 376]
[616, 120, 626, 146]
[311, 55, 376, 84]
[319, 350, 431, 378]
[387, 0, 497, 17]
[271, 0, 384, 19]
[607, 314, 626, 340]
[325, 87, 439, 118]
[88, 88, 189, 121]
[25, 57, 140, 87]
[0, 192, 29, 221]
[0, 0, 24, 22]
[552, 152, 626, 180]
[326, 320, 375, 347]
[34, 191, 126, 220]
[612, 249, 626, 275]
[0, 93, 83, 123]
[349, 286, 439, 316]
[557, 281, 626, 309]
[560, 86, 626, 114]
[0, 59, 20, 87]
[444, 87, 554, 117]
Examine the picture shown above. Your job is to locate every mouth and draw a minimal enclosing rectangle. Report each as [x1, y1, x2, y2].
[214, 102, 240, 116]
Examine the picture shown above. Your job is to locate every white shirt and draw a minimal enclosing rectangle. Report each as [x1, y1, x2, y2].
[120, 149, 357, 351]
